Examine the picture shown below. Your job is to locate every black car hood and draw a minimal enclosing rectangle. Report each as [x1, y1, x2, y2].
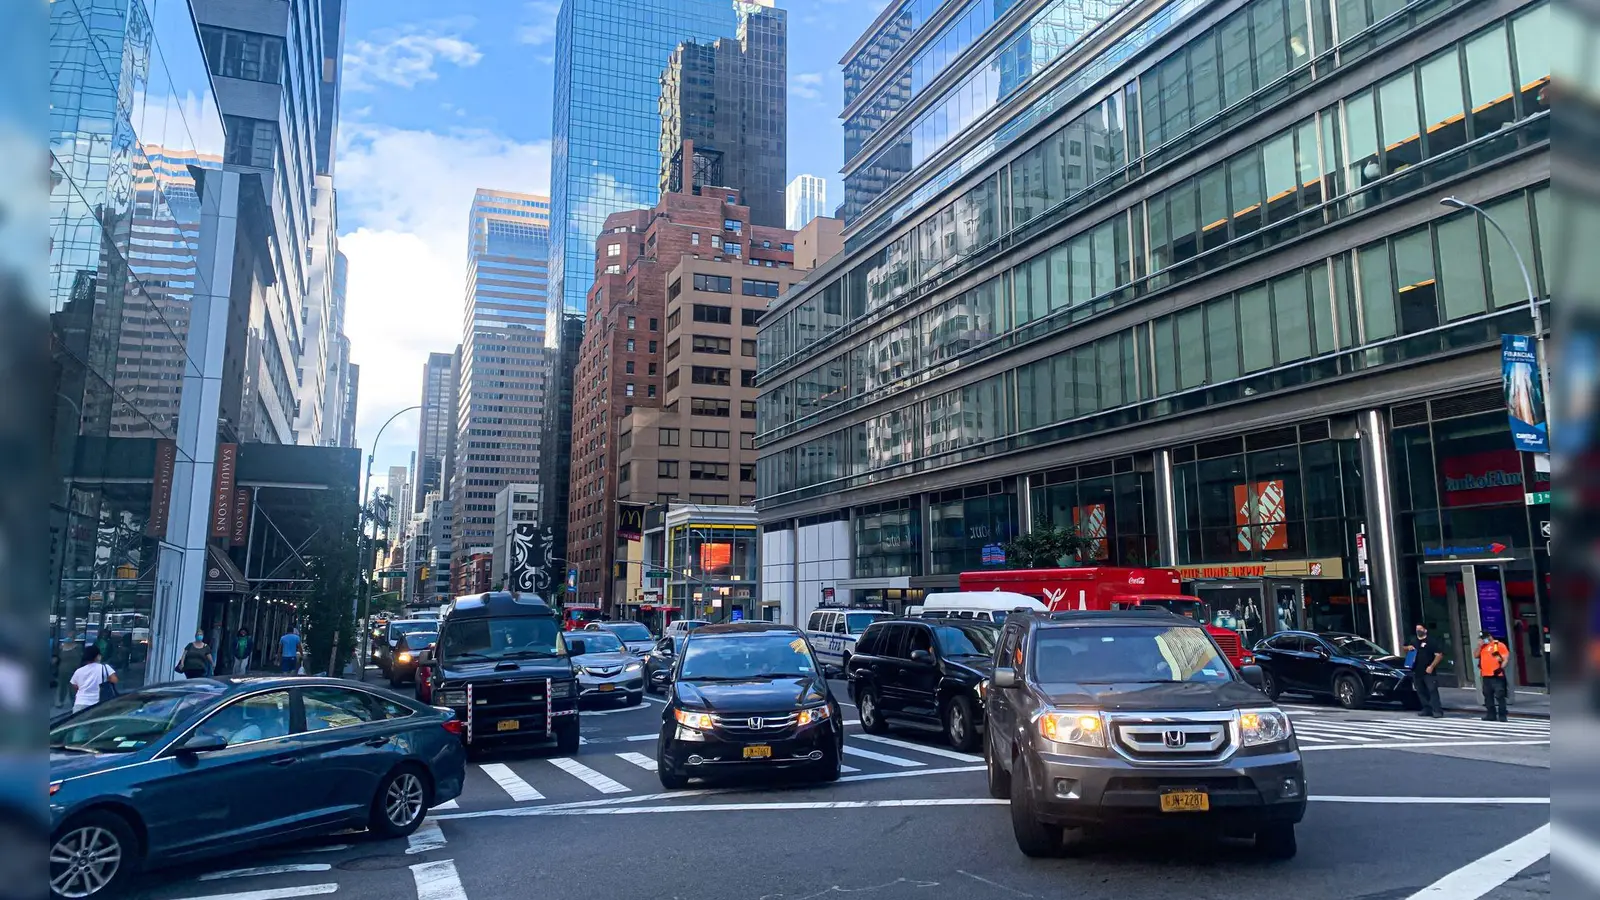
[1040, 680, 1268, 711]
[946, 656, 994, 680]
[1359, 654, 1407, 670]
[437, 657, 573, 681]
[675, 676, 827, 714]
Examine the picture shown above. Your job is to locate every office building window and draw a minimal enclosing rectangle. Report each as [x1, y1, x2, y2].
[627, 316, 636, 329]
[650, 318, 659, 331]
[741, 309, 761, 327]
[692, 366, 731, 386]
[742, 279, 781, 298]
[742, 340, 757, 357]
[693, 303, 732, 323]
[693, 335, 731, 354]
[691, 462, 730, 481]
[660, 428, 680, 447]
[693, 275, 734, 294]
[625, 384, 635, 397]
[607, 243, 622, 257]
[741, 400, 757, 419]
[223, 115, 277, 168]
[200, 26, 284, 83]
[692, 398, 731, 417]
[659, 461, 680, 478]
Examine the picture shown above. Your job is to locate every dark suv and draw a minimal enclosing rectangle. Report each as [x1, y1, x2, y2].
[847, 618, 997, 751]
[984, 611, 1305, 859]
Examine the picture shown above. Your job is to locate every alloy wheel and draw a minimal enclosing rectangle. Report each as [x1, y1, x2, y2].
[860, 693, 876, 726]
[949, 703, 968, 746]
[386, 772, 425, 828]
[50, 826, 121, 899]
[1338, 680, 1355, 706]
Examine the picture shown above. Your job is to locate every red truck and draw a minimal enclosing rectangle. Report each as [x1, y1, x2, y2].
[958, 567, 1252, 667]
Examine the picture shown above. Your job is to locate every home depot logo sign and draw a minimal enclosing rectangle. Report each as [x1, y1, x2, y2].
[1180, 565, 1269, 579]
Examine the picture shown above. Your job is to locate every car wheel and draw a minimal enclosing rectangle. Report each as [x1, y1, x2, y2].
[369, 766, 431, 838]
[1009, 759, 1064, 858]
[50, 810, 138, 900]
[657, 745, 689, 790]
[944, 695, 979, 753]
[1335, 674, 1367, 710]
[1256, 824, 1298, 860]
[985, 730, 1011, 800]
[555, 720, 581, 754]
[857, 686, 888, 735]
[1261, 669, 1281, 701]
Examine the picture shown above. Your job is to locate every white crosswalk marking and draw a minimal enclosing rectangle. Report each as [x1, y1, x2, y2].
[410, 859, 467, 900]
[550, 756, 632, 793]
[1283, 711, 1550, 751]
[843, 744, 924, 767]
[406, 820, 447, 855]
[853, 734, 982, 763]
[617, 751, 658, 772]
[841, 764, 861, 773]
[200, 865, 333, 881]
[479, 762, 545, 801]
[432, 799, 459, 811]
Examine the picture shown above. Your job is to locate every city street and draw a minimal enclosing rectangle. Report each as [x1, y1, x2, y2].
[115, 674, 1551, 900]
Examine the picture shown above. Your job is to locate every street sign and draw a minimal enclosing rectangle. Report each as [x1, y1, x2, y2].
[1525, 491, 1550, 505]
[376, 569, 405, 579]
[645, 569, 670, 580]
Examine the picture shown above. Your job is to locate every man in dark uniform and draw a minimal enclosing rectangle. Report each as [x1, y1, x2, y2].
[1405, 624, 1446, 718]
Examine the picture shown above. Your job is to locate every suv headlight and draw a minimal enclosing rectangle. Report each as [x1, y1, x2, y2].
[675, 709, 715, 730]
[1239, 708, 1292, 746]
[550, 680, 576, 699]
[1036, 710, 1106, 748]
[796, 704, 831, 727]
[437, 689, 467, 706]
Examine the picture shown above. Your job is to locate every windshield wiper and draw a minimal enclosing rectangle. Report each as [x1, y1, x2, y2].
[50, 744, 99, 754]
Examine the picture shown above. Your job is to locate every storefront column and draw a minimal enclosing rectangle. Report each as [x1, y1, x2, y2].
[1153, 450, 1179, 567]
[1017, 475, 1034, 532]
[1358, 410, 1405, 651]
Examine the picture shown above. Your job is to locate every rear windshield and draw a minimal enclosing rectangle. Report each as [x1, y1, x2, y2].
[1032, 626, 1231, 685]
[388, 622, 432, 641]
[576, 632, 624, 654]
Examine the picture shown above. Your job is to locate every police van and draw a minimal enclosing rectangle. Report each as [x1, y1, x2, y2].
[805, 607, 893, 674]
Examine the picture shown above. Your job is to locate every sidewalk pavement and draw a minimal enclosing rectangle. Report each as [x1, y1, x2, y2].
[1439, 685, 1550, 719]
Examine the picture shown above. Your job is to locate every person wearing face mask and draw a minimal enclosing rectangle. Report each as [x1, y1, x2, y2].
[176, 631, 214, 680]
[1477, 631, 1511, 722]
[1404, 624, 1445, 718]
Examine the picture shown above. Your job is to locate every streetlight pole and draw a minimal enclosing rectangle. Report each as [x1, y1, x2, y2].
[354, 405, 421, 673]
[1440, 196, 1552, 443]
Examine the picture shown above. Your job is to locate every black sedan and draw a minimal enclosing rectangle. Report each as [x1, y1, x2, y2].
[1251, 631, 1421, 710]
[389, 631, 438, 688]
[657, 623, 844, 789]
[49, 677, 466, 900]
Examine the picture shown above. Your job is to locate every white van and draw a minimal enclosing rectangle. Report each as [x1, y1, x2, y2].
[805, 608, 893, 672]
[918, 591, 1046, 622]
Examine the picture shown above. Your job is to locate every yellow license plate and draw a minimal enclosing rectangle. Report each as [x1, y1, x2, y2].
[742, 745, 772, 759]
[1159, 790, 1210, 813]
[496, 719, 520, 732]
[598, 684, 615, 691]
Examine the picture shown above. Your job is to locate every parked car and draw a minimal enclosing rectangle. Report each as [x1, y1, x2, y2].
[1251, 631, 1420, 710]
[657, 622, 844, 789]
[643, 635, 686, 695]
[49, 677, 466, 900]
[569, 631, 645, 707]
[846, 618, 997, 751]
[984, 610, 1304, 859]
[389, 631, 437, 688]
[585, 620, 656, 655]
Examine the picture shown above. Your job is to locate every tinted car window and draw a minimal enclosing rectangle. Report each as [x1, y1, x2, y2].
[931, 623, 998, 657]
[302, 687, 388, 730]
[1033, 626, 1231, 684]
[855, 624, 883, 656]
[193, 691, 293, 744]
[51, 689, 220, 754]
[679, 634, 817, 680]
[440, 616, 563, 662]
[905, 625, 934, 657]
[604, 622, 652, 641]
[877, 624, 908, 659]
[808, 612, 826, 631]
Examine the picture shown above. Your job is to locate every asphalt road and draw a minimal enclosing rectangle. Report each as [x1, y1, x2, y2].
[121, 672, 1552, 900]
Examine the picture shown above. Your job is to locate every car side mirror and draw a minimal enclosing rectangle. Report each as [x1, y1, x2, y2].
[179, 733, 229, 755]
[567, 639, 586, 657]
[992, 667, 1018, 689]
[1314, 645, 1330, 658]
[910, 649, 934, 664]
[1238, 665, 1265, 689]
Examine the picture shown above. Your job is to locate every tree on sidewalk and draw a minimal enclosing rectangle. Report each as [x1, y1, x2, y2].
[1000, 520, 1095, 569]
[300, 487, 361, 675]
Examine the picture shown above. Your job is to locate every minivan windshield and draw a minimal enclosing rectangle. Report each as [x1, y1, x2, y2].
[1033, 626, 1231, 684]
[679, 633, 817, 681]
[845, 612, 887, 634]
[439, 616, 564, 662]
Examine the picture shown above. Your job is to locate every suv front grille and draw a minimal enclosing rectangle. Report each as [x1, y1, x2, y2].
[712, 712, 798, 737]
[1109, 712, 1236, 764]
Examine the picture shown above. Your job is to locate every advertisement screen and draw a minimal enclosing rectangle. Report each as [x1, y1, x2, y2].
[699, 542, 732, 572]
[1234, 480, 1288, 552]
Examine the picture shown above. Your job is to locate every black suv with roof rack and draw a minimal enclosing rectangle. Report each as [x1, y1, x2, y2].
[985, 610, 1305, 859]
[418, 592, 581, 753]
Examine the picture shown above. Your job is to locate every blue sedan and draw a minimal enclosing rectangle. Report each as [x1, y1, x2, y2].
[49, 677, 466, 900]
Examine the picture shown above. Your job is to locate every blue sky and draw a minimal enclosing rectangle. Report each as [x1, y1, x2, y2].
[336, 0, 884, 480]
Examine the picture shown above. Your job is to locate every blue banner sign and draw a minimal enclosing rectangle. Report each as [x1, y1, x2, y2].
[1501, 335, 1548, 453]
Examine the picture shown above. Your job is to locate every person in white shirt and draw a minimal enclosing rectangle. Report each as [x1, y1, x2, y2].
[69, 644, 117, 712]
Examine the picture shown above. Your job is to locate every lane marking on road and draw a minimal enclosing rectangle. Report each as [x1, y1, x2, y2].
[616, 751, 658, 772]
[478, 762, 545, 801]
[432, 800, 459, 811]
[171, 885, 339, 900]
[854, 734, 982, 763]
[579, 703, 652, 717]
[495, 798, 1010, 817]
[1313, 796, 1549, 805]
[957, 870, 1037, 898]
[200, 865, 333, 881]
[410, 859, 467, 900]
[625, 733, 657, 742]
[1302, 739, 1549, 752]
[1405, 822, 1549, 899]
[550, 756, 631, 793]
[1290, 732, 1333, 743]
[841, 764, 861, 773]
[406, 820, 447, 855]
[843, 745, 924, 767]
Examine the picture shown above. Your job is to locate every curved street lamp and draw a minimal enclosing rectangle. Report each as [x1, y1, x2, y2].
[352, 405, 421, 671]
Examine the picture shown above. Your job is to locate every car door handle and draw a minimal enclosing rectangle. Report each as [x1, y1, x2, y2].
[364, 736, 391, 747]
[269, 756, 298, 767]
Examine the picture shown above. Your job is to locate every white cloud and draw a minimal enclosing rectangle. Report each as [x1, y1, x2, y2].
[335, 125, 551, 467]
[343, 30, 484, 92]
[791, 71, 826, 102]
[516, 1, 563, 46]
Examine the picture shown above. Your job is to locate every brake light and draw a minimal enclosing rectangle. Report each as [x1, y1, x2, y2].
[441, 718, 465, 737]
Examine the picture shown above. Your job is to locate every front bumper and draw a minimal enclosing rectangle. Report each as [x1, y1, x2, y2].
[1367, 672, 1416, 701]
[661, 718, 841, 775]
[577, 670, 645, 699]
[1023, 745, 1307, 830]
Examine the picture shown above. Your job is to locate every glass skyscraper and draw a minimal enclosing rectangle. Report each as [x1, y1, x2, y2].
[548, 0, 740, 320]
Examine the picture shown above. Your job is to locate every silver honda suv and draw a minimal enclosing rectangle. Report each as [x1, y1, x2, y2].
[983, 610, 1307, 859]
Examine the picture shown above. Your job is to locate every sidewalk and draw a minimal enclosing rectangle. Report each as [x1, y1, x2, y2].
[1439, 685, 1550, 719]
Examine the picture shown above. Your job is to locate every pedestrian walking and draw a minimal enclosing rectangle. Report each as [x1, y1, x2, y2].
[1477, 631, 1511, 722]
[279, 626, 302, 674]
[230, 627, 254, 677]
[1405, 623, 1445, 718]
[176, 632, 213, 680]
[68, 645, 117, 712]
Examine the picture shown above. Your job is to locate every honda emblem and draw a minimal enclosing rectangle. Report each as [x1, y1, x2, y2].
[748, 717, 763, 729]
[1164, 730, 1187, 749]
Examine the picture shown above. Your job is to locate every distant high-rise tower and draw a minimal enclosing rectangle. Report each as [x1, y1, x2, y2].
[786, 174, 826, 231]
[659, 0, 788, 228]
[451, 189, 552, 591]
[416, 352, 456, 513]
